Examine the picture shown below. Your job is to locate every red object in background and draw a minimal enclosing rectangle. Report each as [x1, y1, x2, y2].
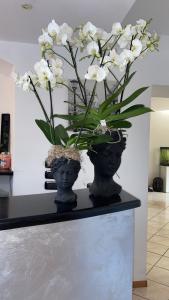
[0, 152, 11, 170]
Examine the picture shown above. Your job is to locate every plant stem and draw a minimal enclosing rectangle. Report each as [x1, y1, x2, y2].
[29, 76, 50, 123]
[75, 82, 97, 147]
[46, 59, 57, 143]
[104, 80, 112, 95]
[103, 80, 107, 100]
[57, 82, 84, 102]
[47, 48, 74, 68]
[119, 63, 130, 104]
[108, 68, 122, 86]
[48, 82, 54, 121]
[75, 47, 78, 60]
[84, 56, 95, 90]
[67, 42, 87, 105]
[102, 33, 114, 49]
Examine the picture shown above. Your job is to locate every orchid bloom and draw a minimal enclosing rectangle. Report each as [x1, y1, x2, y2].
[85, 65, 107, 82]
[87, 41, 99, 56]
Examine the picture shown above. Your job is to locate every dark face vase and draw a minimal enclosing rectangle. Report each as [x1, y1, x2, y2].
[51, 157, 81, 203]
[87, 132, 126, 199]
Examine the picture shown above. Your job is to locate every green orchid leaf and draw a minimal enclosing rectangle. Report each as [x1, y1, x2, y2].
[66, 134, 79, 147]
[90, 135, 113, 145]
[64, 101, 87, 110]
[55, 124, 69, 144]
[99, 71, 136, 112]
[102, 87, 148, 117]
[108, 120, 132, 128]
[122, 104, 145, 113]
[78, 134, 113, 144]
[35, 120, 61, 145]
[107, 106, 152, 122]
[53, 113, 85, 121]
[67, 121, 97, 131]
[77, 144, 89, 150]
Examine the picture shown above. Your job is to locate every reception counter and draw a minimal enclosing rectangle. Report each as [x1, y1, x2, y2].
[0, 189, 140, 300]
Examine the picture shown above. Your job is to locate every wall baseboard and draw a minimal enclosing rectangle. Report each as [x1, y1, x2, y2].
[133, 280, 147, 288]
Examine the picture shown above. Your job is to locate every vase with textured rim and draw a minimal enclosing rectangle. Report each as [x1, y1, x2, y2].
[87, 131, 126, 200]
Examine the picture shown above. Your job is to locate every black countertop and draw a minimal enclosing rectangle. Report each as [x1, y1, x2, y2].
[0, 189, 141, 231]
[0, 169, 13, 176]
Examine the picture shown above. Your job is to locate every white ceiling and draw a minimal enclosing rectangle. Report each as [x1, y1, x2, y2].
[0, 0, 135, 43]
[123, 0, 169, 35]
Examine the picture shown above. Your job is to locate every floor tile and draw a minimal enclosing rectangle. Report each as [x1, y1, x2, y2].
[157, 212, 169, 220]
[156, 256, 169, 270]
[148, 208, 163, 219]
[150, 215, 169, 225]
[148, 216, 169, 226]
[147, 233, 154, 240]
[147, 266, 169, 286]
[148, 192, 169, 203]
[148, 199, 168, 210]
[162, 223, 169, 230]
[147, 241, 169, 255]
[133, 295, 147, 300]
[149, 235, 169, 247]
[133, 279, 169, 300]
[147, 252, 161, 265]
[148, 221, 165, 231]
[148, 226, 159, 235]
[146, 264, 153, 273]
[164, 249, 169, 257]
[156, 227, 169, 238]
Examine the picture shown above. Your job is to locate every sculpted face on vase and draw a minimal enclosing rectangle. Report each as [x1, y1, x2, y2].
[51, 157, 81, 203]
[87, 133, 126, 199]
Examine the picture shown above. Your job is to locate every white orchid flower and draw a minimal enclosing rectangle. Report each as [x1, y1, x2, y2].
[109, 49, 119, 66]
[38, 31, 53, 50]
[34, 59, 48, 73]
[16, 72, 31, 91]
[111, 22, 123, 35]
[95, 28, 109, 42]
[136, 19, 147, 30]
[85, 65, 107, 82]
[118, 36, 129, 49]
[116, 50, 134, 72]
[34, 59, 54, 88]
[118, 24, 133, 48]
[48, 20, 60, 38]
[51, 58, 63, 69]
[120, 49, 134, 64]
[53, 67, 63, 78]
[82, 22, 97, 38]
[131, 39, 143, 57]
[59, 23, 73, 45]
[87, 41, 99, 56]
[101, 55, 112, 68]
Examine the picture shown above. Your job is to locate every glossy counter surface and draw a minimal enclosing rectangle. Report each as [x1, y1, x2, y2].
[0, 189, 140, 230]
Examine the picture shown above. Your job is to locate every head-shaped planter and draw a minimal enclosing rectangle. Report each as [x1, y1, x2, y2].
[87, 131, 126, 199]
[51, 157, 81, 203]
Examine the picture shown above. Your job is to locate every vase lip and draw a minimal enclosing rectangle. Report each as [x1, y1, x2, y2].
[87, 131, 126, 156]
[46, 145, 81, 166]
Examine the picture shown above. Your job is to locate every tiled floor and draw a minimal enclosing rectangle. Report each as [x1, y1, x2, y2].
[133, 192, 169, 300]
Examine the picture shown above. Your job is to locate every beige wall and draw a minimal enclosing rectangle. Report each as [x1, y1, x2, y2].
[149, 110, 169, 185]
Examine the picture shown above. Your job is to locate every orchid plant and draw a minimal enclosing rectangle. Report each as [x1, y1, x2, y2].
[16, 19, 159, 151]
